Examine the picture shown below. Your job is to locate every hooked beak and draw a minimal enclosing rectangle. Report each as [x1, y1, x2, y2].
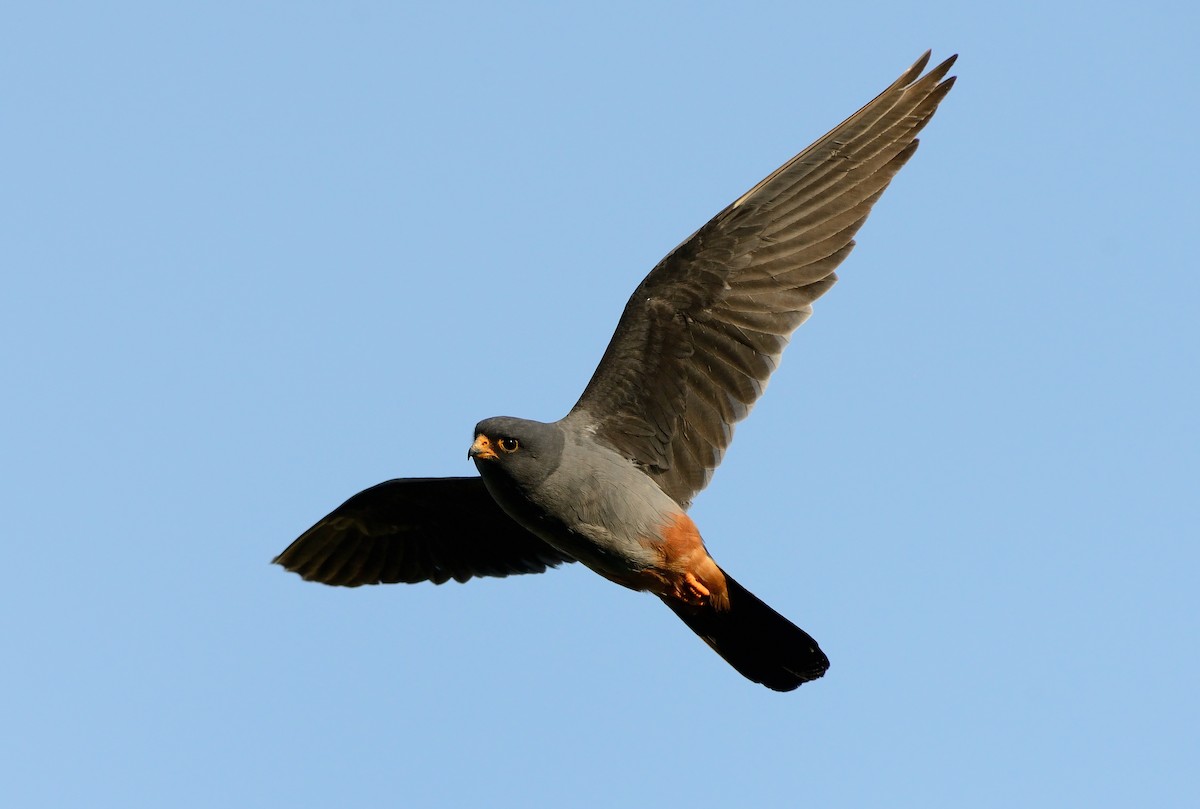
[469, 434, 498, 461]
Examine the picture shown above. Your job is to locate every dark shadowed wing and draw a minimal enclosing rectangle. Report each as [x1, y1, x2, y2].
[563, 52, 956, 508]
[273, 477, 574, 586]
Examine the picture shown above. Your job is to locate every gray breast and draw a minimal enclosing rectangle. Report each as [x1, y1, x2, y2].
[527, 429, 677, 575]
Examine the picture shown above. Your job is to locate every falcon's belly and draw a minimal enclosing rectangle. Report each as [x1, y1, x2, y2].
[478, 444, 658, 572]
[479, 432, 726, 605]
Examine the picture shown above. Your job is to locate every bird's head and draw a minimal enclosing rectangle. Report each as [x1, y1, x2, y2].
[469, 416, 564, 489]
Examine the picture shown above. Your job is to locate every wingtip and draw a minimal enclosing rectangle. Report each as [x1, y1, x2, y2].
[898, 50, 959, 93]
[900, 50, 933, 84]
[927, 52, 959, 86]
[911, 51, 958, 84]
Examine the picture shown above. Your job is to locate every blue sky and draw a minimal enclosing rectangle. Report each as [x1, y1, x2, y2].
[3, 2, 1196, 807]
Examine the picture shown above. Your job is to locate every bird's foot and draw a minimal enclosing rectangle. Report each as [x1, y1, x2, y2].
[680, 571, 711, 605]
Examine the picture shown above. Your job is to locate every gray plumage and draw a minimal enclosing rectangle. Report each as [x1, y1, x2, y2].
[274, 52, 957, 691]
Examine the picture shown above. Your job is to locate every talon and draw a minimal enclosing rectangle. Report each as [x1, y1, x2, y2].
[683, 572, 711, 603]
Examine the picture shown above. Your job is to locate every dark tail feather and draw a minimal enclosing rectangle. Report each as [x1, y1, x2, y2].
[664, 571, 829, 692]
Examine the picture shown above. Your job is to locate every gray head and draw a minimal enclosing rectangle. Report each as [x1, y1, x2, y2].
[469, 416, 565, 490]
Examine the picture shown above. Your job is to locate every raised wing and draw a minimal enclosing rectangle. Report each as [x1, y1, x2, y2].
[273, 477, 574, 586]
[564, 52, 956, 507]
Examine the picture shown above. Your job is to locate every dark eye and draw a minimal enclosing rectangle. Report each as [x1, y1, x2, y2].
[498, 437, 519, 453]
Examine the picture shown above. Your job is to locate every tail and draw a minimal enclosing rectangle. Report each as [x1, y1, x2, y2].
[663, 571, 829, 692]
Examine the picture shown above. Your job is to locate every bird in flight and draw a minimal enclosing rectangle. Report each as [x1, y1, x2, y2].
[275, 52, 956, 691]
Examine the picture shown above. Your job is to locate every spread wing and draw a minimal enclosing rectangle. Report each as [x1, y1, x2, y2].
[273, 477, 574, 586]
[563, 52, 956, 507]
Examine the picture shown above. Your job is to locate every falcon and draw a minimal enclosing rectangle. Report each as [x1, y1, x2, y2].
[275, 52, 956, 691]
